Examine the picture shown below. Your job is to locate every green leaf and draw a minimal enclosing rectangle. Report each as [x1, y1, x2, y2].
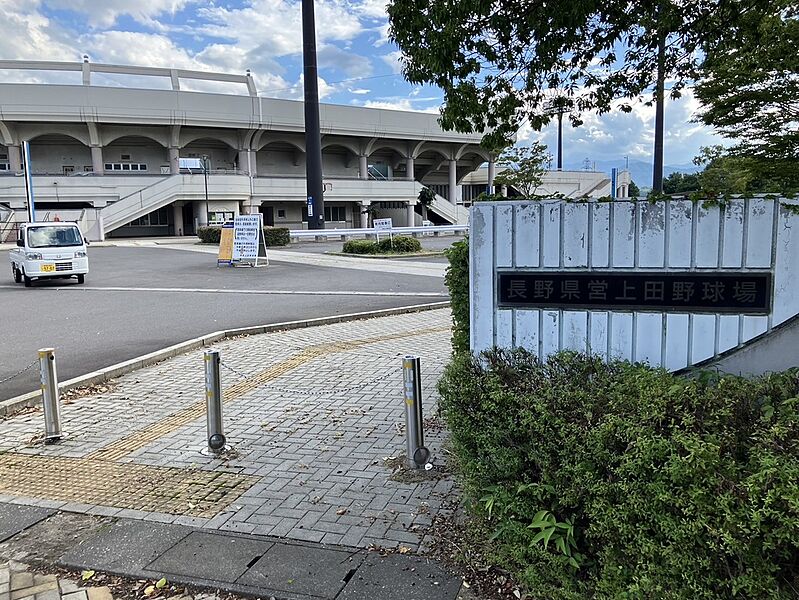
[81, 570, 95, 581]
[155, 578, 167, 589]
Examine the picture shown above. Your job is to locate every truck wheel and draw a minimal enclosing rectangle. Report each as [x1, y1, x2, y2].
[13, 266, 21, 283]
[77, 274, 85, 284]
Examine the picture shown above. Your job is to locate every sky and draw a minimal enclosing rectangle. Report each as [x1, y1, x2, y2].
[0, 0, 722, 167]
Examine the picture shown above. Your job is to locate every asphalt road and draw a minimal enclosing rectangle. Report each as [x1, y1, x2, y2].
[0, 244, 452, 402]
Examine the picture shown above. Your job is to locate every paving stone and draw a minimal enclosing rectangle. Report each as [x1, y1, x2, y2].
[146, 532, 272, 583]
[61, 591, 88, 600]
[339, 554, 461, 600]
[85, 588, 113, 600]
[59, 520, 191, 575]
[238, 544, 362, 599]
[0, 505, 55, 544]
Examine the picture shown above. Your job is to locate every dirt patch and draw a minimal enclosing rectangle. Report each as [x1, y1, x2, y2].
[382, 455, 451, 483]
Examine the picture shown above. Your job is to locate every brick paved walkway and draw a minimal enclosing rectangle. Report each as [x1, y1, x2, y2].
[0, 309, 454, 551]
[2, 561, 113, 600]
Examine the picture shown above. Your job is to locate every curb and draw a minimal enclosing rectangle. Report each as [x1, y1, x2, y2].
[0, 301, 451, 418]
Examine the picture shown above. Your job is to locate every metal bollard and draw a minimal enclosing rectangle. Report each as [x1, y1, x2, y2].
[38, 348, 62, 443]
[204, 350, 226, 452]
[402, 355, 429, 469]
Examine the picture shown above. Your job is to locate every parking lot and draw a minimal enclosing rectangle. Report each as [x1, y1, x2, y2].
[0, 241, 454, 401]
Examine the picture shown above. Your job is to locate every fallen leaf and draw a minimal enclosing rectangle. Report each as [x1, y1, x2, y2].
[156, 578, 167, 589]
[144, 586, 156, 596]
[336, 508, 348, 515]
[81, 570, 95, 581]
[398, 546, 411, 554]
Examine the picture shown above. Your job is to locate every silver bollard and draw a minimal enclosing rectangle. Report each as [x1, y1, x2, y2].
[38, 348, 62, 443]
[204, 350, 226, 452]
[402, 355, 429, 469]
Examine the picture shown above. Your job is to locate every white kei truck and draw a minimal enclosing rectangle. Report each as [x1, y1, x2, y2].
[9, 222, 89, 287]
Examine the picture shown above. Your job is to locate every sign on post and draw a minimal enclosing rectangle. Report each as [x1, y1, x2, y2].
[373, 218, 393, 246]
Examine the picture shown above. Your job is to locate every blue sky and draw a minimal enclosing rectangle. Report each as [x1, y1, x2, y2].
[1, 0, 722, 168]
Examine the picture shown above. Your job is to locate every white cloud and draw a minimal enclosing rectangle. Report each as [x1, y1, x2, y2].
[518, 89, 721, 165]
[348, 87, 371, 94]
[317, 44, 373, 77]
[362, 98, 439, 113]
[43, 0, 193, 28]
[356, 0, 389, 19]
[199, 0, 363, 57]
[381, 50, 403, 75]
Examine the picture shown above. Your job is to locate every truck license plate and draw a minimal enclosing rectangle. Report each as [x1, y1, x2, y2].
[41, 264, 55, 272]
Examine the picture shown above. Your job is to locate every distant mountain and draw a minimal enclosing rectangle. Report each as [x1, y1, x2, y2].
[564, 158, 700, 189]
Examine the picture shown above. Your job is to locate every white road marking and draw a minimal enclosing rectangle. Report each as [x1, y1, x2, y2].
[0, 284, 448, 297]
[151, 243, 448, 278]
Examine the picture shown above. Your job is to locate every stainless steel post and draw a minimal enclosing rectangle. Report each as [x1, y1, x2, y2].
[402, 355, 429, 469]
[38, 348, 61, 442]
[204, 350, 226, 452]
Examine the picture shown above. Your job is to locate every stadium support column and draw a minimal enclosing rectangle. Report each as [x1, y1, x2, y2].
[91, 146, 104, 175]
[448, 159, 457, 204]
[302, 0, 324, 230]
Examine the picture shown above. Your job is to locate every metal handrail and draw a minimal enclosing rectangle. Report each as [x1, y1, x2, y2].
[289, 224, 468, 239]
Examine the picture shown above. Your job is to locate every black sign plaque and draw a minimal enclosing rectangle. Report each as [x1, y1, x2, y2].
[497, 271, 772, 314]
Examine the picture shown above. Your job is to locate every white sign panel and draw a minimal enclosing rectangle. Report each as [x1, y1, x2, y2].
[374, 218, 393, 231]
[232, 214, 261, 261]
[469, 198, 799, 371]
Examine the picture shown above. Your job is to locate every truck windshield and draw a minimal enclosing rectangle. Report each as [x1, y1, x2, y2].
[27, 226, 83, 248]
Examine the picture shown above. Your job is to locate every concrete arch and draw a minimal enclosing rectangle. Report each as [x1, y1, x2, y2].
[457, 145, 490, 162]
[103, 130, 169, 147]
[21, 127, 91, 146]
[365, 140, 408, 157]
[321, 139, 359, 156]
[258, 137, 306, 154]
[180, 131, 238, 149]
[0, 122, 16, 146]
[415, 147, 451, 162]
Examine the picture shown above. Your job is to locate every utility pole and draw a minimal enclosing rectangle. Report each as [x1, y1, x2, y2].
[652, 33, 666, 193]
[302, 0, 325, 230]
[202, 154, 209, 223]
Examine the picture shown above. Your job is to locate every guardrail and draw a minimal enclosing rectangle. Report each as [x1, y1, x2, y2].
[288, 224, 469, 241]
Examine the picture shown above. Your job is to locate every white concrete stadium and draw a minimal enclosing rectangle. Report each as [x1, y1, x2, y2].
[0, 59, 493, 240]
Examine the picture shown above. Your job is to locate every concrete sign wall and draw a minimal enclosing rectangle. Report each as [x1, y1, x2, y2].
[470, 198, 799, 371]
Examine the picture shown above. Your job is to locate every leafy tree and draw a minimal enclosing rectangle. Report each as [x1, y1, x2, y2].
[417, 186, 435, 221]
[387, 0, 770, 190]
[695, 2, 798, 175]
[493, 143, 549, 198]
[662, 172, 700, 194]
[628, 180, 641, 197]
[692, 145, 792, 195]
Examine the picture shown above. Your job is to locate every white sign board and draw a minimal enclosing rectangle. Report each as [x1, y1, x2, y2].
[374, 218, 393, 231]
[470, 198, 799, 371]
[232, 214, 261, 261]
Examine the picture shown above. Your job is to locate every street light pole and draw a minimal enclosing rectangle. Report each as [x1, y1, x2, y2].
[302, 0, 325, 230]
[202, 154, 209, 225]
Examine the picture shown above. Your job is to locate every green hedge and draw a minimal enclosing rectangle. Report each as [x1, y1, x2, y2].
[342, 235, 422, 255]
[197, 226, 221, 243]
[343, 239, 378, 254]
[439, 350, 799, 599]
[263, 227, 289, 247]
[377, 235, 421, 253]
[196, 226, 289, 246]
[444, 237, 469, 356]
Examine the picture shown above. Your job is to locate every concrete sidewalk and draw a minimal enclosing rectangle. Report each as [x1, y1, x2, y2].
[0, 309, 465, 599]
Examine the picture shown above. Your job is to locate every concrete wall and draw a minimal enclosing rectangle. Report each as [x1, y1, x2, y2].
[470, 198, 799, 371]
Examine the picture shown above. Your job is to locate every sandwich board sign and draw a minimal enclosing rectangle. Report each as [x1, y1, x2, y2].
[218, 214, 267, 267]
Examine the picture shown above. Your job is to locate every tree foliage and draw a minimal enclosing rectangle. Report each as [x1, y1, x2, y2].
[692, 145, 797, 195]
[662, 172, 700, 194]
[493, 143, 549, 198]
[627, 180, 641, 197]
[387, 0, 766, 147]
[695, 2, 798, 169]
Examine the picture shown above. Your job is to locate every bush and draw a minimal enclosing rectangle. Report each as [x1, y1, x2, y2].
[439, 350, 799, 599]
[444, 238, 469, 356]
[197, 226, 221, 243]
[197, 226, 289, 246]
[263, 227, 289, 247]
[376, 235, 422, 253]
[343, 239, 379, 254]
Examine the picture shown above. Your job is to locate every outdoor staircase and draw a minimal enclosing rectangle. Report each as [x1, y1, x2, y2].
[413, 182, 469, 225]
